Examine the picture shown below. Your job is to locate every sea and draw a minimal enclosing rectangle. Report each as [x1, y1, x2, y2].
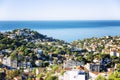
[0, 20, 120, 42]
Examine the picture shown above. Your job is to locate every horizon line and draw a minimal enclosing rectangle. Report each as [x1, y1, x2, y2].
[0, 19, 120, 21]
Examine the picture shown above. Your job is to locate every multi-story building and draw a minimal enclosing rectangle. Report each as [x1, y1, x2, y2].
[64, 60, 83, 69]
[2, 56, 17, 69]
[62, 69, 88, 80]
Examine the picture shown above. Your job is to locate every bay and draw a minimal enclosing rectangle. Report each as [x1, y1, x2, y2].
[0, 20, 120, 42]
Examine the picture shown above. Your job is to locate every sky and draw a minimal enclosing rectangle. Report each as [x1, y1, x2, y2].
[0, 0, 120, 20]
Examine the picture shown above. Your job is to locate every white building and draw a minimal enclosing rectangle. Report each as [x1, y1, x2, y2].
[64, 60, 83, 69]
[8, 34, 16, 39]
[2, 56, 17, 69]
[116, 52, 120, 57]
[110, 51, 120, 57]
[61, 70, 88, 80]
[84, 63, 101, 72]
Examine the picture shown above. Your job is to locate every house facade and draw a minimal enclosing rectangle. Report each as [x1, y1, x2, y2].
[85, 63, 101, 72]
[2, 56, 17, 69]
[110, 51, 120, 57]
[64, 60, 83, 69]
[62, 69, 88, 80]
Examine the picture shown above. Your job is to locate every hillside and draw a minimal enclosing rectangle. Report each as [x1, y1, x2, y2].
[0, 28, 71, 67]
[71, 36, 120, 54]
[1, 29, 120, 80]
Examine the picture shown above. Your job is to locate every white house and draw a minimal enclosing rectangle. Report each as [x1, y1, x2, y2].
[2, 56, 17, 69]
[116, 52, 120, 57]
[110, 51, 116, 56]
[34, 48, 43, 54]
[35, 60, 42, 67]
[64, 60, 83, 69]
[110, 51, 120, 57]
[8, 34, 16, 39]
[62, 69, 88, 80]
[84, 63, 101, 72]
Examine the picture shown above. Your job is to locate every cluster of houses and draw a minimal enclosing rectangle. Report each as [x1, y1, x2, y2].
[7, 29, 56, 43]
[1, 29, 120, 80]
[58, 57, 113, 80]
[7, 29, 32, 39]
[0, 54, 32, 69]
[77, 36, 120, 57]
[0, 48, 44, 69]
[58, 46, 113, 80]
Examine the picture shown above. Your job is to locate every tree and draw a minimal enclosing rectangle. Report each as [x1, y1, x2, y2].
[19, 46, 25, 51]
[116, 64, 120, 70]
[42, 61, 49, 67]
[60, 70, 65, 75]
[0, 44, 6, 50]
[6, 70, 21, 80]
[95, 75, 106, 80]
[36, 73, 44, 80]
[76, 56, 83, 61]
[52, 65, 59, 72]
[45, 75, 58, 80]
[108, 71, 120, 80]
[86, 53, 94, 62]
[27, 78, 32, 80]
[10, 51, 17, 60]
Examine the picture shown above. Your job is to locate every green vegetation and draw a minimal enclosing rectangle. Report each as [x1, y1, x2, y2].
[95, 75, 106, 80]
[1, 29, 120, 80]
[6, 70, 21, 80]
[108, 71, 120, 80]
[0, 28, 71, 67]
[45, 75, 58, 80]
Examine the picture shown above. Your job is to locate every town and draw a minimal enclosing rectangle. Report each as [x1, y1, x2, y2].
[0, 28, 120, 80]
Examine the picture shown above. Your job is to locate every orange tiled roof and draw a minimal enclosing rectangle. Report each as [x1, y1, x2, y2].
[64, 68, 72, 71]
[92, 71, 100, 75]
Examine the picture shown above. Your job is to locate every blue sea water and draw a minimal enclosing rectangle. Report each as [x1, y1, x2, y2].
[0, 20, 120, 42]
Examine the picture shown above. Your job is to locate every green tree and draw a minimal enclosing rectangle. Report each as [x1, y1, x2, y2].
[45, 75, 58, 80]
[108, 71, 120, 80]
[27, 78, 32, 80]
[10, 51, 17, 60]
[36, 73, 43, 79]
[42, 61, 49, 67]
[52, 65, 59, 72]
[86, 53, 94, 62]
[116, 64, 120, 70]
[95, 75, 106, 80]
[76, 56, 83, 61]
[60, 70, 65, 75]
[6, 70, 21, 80]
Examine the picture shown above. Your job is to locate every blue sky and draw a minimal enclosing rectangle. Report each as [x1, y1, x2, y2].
[0, 0, 120, 20]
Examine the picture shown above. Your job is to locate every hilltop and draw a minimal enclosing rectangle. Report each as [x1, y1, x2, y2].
[0, 28, 59, 42]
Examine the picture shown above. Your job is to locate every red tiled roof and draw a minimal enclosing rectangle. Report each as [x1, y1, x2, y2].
[64, 68, 72, 71]
[92, 71, 100, 75]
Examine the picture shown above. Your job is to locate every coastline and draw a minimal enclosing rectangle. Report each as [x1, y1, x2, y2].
[1, 26, 120, 42]
[0, 21, 120, 42]
[35, 26, 120, 42]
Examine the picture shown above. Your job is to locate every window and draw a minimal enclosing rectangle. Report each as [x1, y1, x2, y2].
[74, 76, 76, 78]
